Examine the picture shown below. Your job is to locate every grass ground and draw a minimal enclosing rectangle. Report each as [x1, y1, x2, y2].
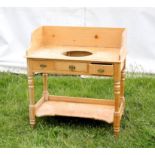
[0, 72, 155, 148]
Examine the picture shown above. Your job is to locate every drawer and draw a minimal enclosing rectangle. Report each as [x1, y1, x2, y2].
[89, 63, 113, 76]
[55, 61, 87, 73]
[31, 60, 54, 72]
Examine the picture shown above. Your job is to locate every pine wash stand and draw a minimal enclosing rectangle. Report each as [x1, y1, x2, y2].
[26, 26, 127, 137]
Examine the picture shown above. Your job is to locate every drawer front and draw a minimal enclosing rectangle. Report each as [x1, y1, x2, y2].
[89, 64, 113, 76]
[31, 60, 54, 72]
[55, 61, 88, 73]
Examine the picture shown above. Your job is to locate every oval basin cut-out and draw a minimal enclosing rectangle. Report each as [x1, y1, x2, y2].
[64, 51, 92, 57]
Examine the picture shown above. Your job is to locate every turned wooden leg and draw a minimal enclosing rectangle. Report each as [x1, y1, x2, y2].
[28, 73, 35, 128]
[120, 61, 126, 114]
[113, 63, 121, 138]
[42, 73, 49, 101]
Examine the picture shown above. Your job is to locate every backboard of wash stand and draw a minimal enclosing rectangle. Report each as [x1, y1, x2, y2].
[26, 26, 127, 137]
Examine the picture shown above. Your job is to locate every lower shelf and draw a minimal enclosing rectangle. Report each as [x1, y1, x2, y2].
[35, 96, 115, 123]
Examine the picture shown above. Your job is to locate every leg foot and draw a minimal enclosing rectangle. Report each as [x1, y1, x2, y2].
[30, 123, 35, 128]
[28, 73, 36, 128]
[114, 112, 120, 139]
[29, 105, 35, 128]
[114, 131, 119, 138]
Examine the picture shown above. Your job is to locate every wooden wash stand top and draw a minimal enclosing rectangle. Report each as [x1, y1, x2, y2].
[26, 26, 127, 137]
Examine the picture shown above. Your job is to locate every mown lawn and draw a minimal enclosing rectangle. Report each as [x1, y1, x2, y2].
[0, 72, 155, 148]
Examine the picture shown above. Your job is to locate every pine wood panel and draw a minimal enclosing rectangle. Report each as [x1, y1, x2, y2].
[27, 46, 121, 63]
[35, 100, 115, 123]
[30, 60, 54, 72]
[48, 95, 114, 106]
[55, 61, 88, 73]
[89, 63, 113, 76]
[42, 26, 124, 48]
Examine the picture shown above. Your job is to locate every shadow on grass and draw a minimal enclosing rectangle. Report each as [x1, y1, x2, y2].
[38, 116, 112, 129]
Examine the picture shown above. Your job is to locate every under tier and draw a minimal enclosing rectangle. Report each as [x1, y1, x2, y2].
[35, 95, 115, 123]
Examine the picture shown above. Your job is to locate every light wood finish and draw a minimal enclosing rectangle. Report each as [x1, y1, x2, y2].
[35, 101, 115, 123]
[26, 26, 127, 137]
[89, 63, 113, 76]
[26, 26, 126, 63]
[31, 26, 124, 48]
[43, 73, 49, 101]
[48, 95, 114, 106]
[120, 59, 126, 114]
[119, 98, 125, 118]
[55, 61, 88, 73]
[27, 59, 35, 127]
[28, 59, 115, 76]
[30, 60, 54, 72]
[113, 63, 121, 137]
[28, 75, 35, 128]
[35, 96, 44, 110]
[27, 46, 121, 63]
